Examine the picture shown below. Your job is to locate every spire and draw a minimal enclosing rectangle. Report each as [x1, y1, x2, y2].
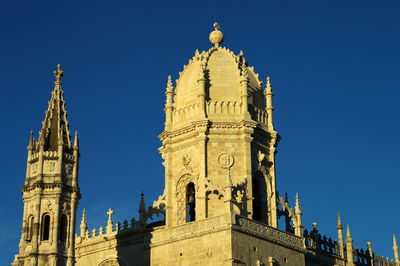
[27, 131, 34, 150]
[40, 64, 72, 152]
[209, 22, 224, 47]
[139, 191, 147, 225]
[337, 212, 343, 230]
[394, 234, 400, 265]
[346, 225, 352, 240]
[346, 225, 355, 265]
[80, 208, 87, 237]
[337, 212, 344, 258]
[164, 76, 174, 127]
[73, 131, 79, 150]
[295, 193, 302, 214]
[264, 76, 275, 131]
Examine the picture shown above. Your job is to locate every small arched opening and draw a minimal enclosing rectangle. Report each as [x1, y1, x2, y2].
[186, 182, 195, 222]
[41, 214, 51, 241]
[59, 214, 68, 244]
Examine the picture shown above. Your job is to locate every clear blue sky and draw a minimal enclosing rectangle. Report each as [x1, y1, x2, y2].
[1, 0, 399, 263]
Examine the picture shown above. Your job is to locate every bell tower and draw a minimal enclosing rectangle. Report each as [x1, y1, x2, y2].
[12, 65, 81, 266]
[157, 23, 280, 228]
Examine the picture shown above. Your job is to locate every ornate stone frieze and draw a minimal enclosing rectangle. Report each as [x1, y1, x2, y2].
[150, 215, 230, 246]
[234, 216, 305, 252]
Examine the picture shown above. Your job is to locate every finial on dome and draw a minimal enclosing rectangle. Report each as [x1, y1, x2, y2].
[209, 22, 224, 47]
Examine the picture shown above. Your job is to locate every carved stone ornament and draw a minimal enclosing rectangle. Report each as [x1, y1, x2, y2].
[217, 152, 234, 169]
[64, 164, 73, 175]
[62, 202, 70, 215]
[45, 161, 55, 172]
[31, 163, 38, 174]
[43, 200, 53, 213]
[181, 154, 193, 173]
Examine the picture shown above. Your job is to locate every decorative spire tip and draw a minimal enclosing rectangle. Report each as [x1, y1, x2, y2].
[209, 22, 224, 47]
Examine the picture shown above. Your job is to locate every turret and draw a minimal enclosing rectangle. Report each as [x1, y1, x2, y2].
[13, 64, 80, 266]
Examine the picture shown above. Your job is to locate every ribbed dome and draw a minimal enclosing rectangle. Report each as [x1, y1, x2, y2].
[174, 46, 265, 110]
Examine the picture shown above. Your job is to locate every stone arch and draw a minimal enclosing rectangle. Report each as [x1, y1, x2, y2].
[252, 170, 272, 224]
[41, 213, 51, 241]
[175, 174, 197, 224]
[98, 259, 120, 266]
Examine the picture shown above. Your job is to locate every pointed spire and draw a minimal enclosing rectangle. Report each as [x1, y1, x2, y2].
[295, 193, 302, 214]
[394, 234, 400, 265]
[337, 212, 343, 230]
[73, 131, 79, 149]
[40, 64, 72, 152]
[164, 76, 174, 127]
[346, 224, 355, 265]
[139, 191, 147, 225]
[346, 225, 352, 240]
[27, 131, 34, 150]
[80, 208, 87, 237]
[264, 76, 275, 131]
[337, 212, 345, 258]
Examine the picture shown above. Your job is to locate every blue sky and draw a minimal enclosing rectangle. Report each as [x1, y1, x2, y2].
[1, 0, 399, 263]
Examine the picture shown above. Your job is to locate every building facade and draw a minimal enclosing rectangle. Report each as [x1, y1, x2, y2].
[12, 24, 400, 266]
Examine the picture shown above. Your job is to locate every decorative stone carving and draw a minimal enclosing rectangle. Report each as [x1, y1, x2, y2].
[45, 161, 55, 173]
[217, 152, 234, 169]
[62, 202, 70, 215]
[64, 164, 73, 176]
[235, 216, 304, 252]
[181, 154, 192, 173]
[31, 163, 38, 174]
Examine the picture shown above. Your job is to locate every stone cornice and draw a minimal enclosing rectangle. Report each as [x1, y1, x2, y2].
[21, 181, 81, 198]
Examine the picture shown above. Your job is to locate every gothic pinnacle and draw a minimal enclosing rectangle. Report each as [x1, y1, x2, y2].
[80, 208, 87, 237]
[346, 225, 352, 241]
[27, 131, 34, 150]
[337, 212, 343, 230]
[394, 234, 400, 265]
[73, 131, 79, 149]
[54, 64, 64, 84]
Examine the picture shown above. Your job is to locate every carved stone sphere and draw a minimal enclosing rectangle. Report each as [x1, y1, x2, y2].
[209, 29, 224, 47]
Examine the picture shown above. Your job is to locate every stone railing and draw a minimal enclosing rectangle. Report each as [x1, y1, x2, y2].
[304, 228, 341, 257]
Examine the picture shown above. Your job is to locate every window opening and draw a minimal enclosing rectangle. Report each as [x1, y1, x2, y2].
[42, 214, 51, 241]
[59, 214, 68, 243]
[186, 182, 196, 222]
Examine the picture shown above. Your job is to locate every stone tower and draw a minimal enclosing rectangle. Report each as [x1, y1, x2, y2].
[158, 22, 280, 228]
[12, 65, 80, 266]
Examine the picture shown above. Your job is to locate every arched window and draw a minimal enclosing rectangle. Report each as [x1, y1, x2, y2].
[42, 214, 51, 241]
[59, 214, 68, 244]
[26, 215, 34, 241]
[252, 171, 268, 223]
[186, 182, 195, 222]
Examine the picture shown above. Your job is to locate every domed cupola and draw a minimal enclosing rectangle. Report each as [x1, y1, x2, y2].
[163, 23, 274, 131]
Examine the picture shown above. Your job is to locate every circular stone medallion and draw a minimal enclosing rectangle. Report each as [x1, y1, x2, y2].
[218, 153, 234, 169]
